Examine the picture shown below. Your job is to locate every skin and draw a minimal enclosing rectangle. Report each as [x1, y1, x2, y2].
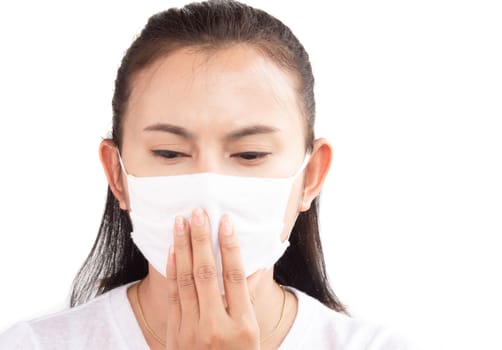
[100, 44, 332, 349]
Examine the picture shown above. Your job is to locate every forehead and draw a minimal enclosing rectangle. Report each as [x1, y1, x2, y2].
[124, 44, 304, 134]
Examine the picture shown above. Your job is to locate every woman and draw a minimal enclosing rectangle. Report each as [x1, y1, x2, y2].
[0, 1, 409, 349]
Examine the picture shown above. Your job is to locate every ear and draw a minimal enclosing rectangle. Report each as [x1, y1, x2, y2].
[299, 138, 333, 211]
[99, 140, 129, 210]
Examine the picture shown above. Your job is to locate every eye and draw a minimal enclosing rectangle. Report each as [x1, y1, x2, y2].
[151, 150, 189, 159]
[232, 152, 271, 161]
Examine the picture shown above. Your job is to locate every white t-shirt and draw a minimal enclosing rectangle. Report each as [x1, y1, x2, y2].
[0, 281, 412, 349]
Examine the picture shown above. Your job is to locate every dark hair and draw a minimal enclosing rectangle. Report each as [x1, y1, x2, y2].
[70, 0, 347, 314]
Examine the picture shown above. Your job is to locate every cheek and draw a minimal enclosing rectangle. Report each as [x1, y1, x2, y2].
[280, 178, 304, 241]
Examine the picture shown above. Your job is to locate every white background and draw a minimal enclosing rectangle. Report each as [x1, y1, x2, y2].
[0, 1, 501, 349]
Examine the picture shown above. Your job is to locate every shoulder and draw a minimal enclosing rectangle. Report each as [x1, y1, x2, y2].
[280, 287, 414, 350]
[0, 281, 139, 350]
[0, 321, 38, 349]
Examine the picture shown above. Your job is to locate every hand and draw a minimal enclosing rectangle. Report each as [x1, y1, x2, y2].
[166, 208, 260, 349]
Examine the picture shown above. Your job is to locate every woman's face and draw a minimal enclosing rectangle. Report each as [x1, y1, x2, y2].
[118, 44, 316, 240]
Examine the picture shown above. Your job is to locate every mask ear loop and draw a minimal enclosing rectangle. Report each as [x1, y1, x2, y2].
[290, 152, 312, 180]
[279, 153, 311, 245]
[116, 149, 129, 175]
[291, 151, 312, 233]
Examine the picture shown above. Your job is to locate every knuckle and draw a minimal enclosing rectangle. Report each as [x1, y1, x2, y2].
[178, 271, 195, 287]
[224, 268, 245, 284]
[167, 294, 179, 305]
[221, 238, 240, 251]
[191, 231, 211, 245]
[239, 326, 256, 342]
[238, 318, 259, 342]
[201, 328, 223, 347]
[195, 264, 217, 281]
[167, 270, 177, 281]
[175, 236, 190, 249]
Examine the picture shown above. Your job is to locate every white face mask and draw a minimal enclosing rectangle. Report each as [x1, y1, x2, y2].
[118, 152, 310, 290]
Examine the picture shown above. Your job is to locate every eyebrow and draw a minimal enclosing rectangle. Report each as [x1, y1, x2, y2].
[143, 123, 194, 139]
[225, 124, 279, 140]
[143, 123, 279, 140]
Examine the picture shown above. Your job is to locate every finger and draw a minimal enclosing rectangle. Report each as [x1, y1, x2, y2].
[173, 216, 199, 322]
[218, 214, 254, 317]
[189, 208, 223, 316]
[166, 246, 180, 347]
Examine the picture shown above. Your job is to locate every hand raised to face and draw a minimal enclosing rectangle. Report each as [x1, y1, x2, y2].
[166, 208, 261, 349]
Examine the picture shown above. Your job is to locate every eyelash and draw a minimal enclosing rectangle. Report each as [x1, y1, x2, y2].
[151, 150, 271, 161]
[233, 152, 271, 161]
[151, 150, 188, 159]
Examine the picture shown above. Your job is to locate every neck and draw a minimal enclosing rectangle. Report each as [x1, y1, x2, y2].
[128, 264, 296, 348]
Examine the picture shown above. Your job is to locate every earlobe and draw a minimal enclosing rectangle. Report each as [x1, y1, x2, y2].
[298, 138, 332, 212]
[300, 199, 312, 212]
[99, 140, 129, 210]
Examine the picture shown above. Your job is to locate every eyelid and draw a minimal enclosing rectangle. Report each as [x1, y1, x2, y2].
[231, 151, 272, 160]
[151, 149, 190, 158]
[151, 149, 271, 161]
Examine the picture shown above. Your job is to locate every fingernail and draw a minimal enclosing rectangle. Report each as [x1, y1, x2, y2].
[221, 215, 233, 236]
[175, 216, 184, 235]
[192, 208, 205, 226]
